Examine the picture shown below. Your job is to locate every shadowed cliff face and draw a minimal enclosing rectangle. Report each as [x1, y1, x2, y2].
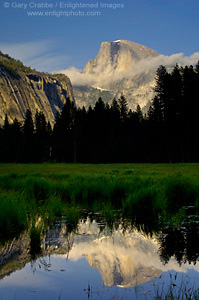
[0, 53, 74, 126]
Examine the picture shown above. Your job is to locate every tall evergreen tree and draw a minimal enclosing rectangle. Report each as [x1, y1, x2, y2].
[108, 98, 121, 162]
[136, 105, 143, 123]
[182, 65, 196, 161]
[22, 109, 34, 162]
[118, 95, 128, 122]
[150, 66, 171, 162]
[10, 118, 22, 162]
[1, 115, 11, 162]
[170, 64, 184, 162]
[52, 99, 76, 162]
[93, 97, 108, 162]
[34, 111, 49, 162]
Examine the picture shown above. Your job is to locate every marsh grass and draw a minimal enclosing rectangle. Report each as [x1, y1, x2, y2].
[164, 175, 199, 214]
[23, 177, 50, 202]
[154, 273, 199, 300]
[65, 205, 81, 224]
[0, 192, 27, 240]
[46, 196, 63, 218]
[0, 164, 199, 240]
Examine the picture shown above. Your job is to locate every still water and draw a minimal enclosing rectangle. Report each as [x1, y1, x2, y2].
[0, 215, 199, 299]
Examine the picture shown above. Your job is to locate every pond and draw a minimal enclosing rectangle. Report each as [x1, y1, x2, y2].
[1, 213, 199, 300]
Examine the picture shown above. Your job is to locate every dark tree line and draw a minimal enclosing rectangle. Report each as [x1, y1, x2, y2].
[0, 111, 52, 163]
[148, 63, 199, 162]
[0, 63, 199, 163]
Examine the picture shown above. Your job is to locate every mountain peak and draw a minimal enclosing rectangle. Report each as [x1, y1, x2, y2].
[84, 40, 159, 73]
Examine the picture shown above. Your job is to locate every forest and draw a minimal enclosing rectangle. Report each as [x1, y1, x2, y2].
[0, 63, 199, 163]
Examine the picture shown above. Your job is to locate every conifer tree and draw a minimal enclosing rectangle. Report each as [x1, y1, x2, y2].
[136, 104, 143, 123]
[35, 111, 49, 162]
[118, 95, 128, 122]
[22, 109, 34, 162]
[2, 114, 11, 162]
[11, 118, 22, 162]
[52, 99, 76, 162]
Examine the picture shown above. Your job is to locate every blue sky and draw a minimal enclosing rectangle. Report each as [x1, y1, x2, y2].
[0, 0, 198, 72]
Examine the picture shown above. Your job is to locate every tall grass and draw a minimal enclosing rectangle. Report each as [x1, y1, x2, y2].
[0, 164, 199, 241]
[164, 175, 199, 214]
[0, 192, 27, 240]
[154, 273, 199, 300]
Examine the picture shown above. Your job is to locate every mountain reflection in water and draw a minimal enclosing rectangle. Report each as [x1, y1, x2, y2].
[1, 215, 199, 299]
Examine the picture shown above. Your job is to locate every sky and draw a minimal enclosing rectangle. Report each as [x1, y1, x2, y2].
[0, 0, 199, 72]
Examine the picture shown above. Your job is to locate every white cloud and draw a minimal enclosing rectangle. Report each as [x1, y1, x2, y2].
[58, 66, 96, 85]
[59, 52, 199, 88]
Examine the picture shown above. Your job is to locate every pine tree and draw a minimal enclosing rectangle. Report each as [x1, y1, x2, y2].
[2, 115, 11, 162]
[150, 66, 171, 162]
[118, 94, 128, 122]
[93, 97, 108, 162]
[34, 111, 48, 162]
[52, 99, 76, 162]
[136, 105, 143, 123]
[170, 64, 184, 162]
[182, 65, 196, 161]
[22, 109, 34, 162]
[10, 118, 22, 162]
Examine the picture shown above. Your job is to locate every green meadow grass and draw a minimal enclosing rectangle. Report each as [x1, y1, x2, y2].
[0, 163, 199, 240]
[0, 163, 199, 178]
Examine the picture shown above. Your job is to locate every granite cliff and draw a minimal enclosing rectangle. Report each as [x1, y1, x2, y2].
[84, 40, 158, 73]
[67, 40, 160, 111]
[0, 51, 74, 126]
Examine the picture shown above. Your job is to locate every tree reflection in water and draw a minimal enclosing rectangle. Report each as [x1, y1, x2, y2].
[1, 211, 199, 296]
[159, 221, 199, 266]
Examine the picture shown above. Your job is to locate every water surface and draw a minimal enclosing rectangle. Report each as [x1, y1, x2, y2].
[0, 215, 199, 299]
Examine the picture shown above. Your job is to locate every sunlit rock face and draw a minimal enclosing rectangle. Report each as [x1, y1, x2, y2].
[0, 53, 74, 126]
[85, 236, 161, 287]
[70, 219, 162, 287]
[72, 40, 159, 112]
[84, 40, 159, 74]
[69, 218, 199, 287]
